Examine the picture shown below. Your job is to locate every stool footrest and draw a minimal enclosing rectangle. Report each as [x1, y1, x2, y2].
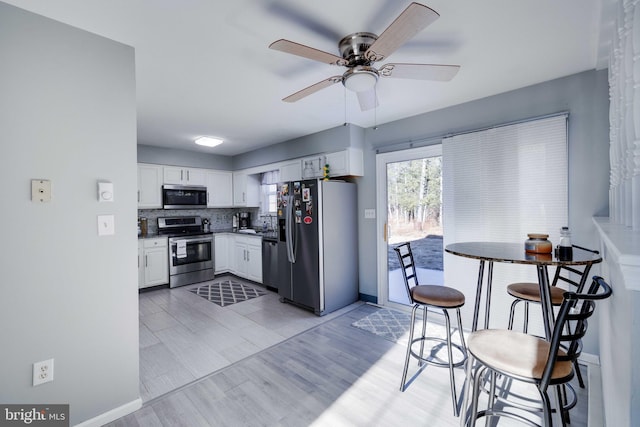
[409, 336, 467, 368]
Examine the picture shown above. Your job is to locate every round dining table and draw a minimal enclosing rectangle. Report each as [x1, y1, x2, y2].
[445, 242, 602, 339]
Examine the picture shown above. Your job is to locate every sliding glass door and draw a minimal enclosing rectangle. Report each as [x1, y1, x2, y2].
[376, 145, 443, 310]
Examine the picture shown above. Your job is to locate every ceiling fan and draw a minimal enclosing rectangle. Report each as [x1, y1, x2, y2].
[269, 2, 460, 111]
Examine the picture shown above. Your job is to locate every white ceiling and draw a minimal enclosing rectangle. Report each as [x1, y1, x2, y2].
[4, 0, 613, 156]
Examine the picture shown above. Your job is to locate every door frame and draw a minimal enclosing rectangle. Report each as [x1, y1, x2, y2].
[375, 144, 443, 309]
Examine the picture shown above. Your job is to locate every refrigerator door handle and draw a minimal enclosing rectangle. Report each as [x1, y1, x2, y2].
[285, 195, 295, 263]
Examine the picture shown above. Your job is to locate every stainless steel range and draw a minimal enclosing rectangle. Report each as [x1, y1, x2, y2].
[157, 216, 215, 288]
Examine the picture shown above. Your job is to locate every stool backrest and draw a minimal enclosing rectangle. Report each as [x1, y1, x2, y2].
[551, 245, 599, 293]
[541, 276, 612, 391]
[393, 242, 418, 301]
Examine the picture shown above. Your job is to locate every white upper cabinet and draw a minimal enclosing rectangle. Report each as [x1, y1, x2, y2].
[279, 160, 302, 182]
[137, 163, 163, 208]
[301, 155, 325, 179]
[233, 172, 260, 207]
[206, 170, 233, 207]
[163, 166, 206, 186]
[325, 148, 363, 177]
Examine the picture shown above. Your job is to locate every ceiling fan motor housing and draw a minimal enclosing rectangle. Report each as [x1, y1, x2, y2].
[339, 32, 378, 67]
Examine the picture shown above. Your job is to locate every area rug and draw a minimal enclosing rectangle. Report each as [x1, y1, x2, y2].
[189, 279, 267, 307]
[351, 308, 412, 342]
[351, 307, 453, 344]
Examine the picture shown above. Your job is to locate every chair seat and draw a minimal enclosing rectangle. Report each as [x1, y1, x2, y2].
[468, 329, 573, 381]
[411, 284, 465, 308]
[507, 282, 566, 305]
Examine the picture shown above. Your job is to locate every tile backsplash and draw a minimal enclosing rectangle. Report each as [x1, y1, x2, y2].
[138, 207, 260, 234]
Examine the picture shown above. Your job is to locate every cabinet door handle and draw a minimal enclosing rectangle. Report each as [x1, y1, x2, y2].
[247, 250, 250, 262]
[181, 170, 184, 181]
[187, 170, 190, 181]
[145, 255, 148, 267]
[137, 190, 140, 203]
[207, 192, 210, 203]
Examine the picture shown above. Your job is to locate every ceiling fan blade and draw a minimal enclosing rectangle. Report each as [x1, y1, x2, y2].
[365, 2, 439, 62]
[270, 39, 347, 66]
[266, 2, 343, 41]
[379, 63, 460, 81]
[282, 76, 343, 103]
[356, 89, 379, 111]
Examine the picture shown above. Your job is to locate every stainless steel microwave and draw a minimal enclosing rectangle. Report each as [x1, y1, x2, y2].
[162, 185, 207, 209]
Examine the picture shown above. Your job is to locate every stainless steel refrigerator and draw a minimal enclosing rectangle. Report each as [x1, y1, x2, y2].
[276, 179, 358, 315]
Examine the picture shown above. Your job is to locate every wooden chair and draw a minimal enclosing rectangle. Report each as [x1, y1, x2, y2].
[463, 276, 612, 426]
[394, 242, 467, 416]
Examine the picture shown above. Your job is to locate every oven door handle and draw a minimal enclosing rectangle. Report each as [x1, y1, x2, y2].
[170, 237, 212, 245]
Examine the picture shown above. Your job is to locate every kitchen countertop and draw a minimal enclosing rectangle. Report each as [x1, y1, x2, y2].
[138, 229, 277, 240]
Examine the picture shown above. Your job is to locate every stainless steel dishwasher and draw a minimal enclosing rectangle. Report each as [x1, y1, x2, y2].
[262, 237, 278, 291]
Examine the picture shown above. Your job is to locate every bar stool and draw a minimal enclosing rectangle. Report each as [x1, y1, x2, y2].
[394, 242, 467, 416]
[506, 245, 598, 388]
[463, 276, 612, 427]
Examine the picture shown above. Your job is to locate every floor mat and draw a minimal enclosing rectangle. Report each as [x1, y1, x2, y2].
[351, 308, 412, 342]
[190, 279, 267, 307]
[351, 307, 455, 344]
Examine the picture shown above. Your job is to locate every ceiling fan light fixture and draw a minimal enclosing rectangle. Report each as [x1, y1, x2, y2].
[343, 68, 378, 92]
[194, 136, 223, 147]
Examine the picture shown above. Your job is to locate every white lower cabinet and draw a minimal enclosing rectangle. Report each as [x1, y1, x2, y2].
[246, 242, 262, 283]
[232, 235, 262, 283]
[139, 237, 169, 288]
[215, 234, 231, 273]
[138, 241, 145, 287]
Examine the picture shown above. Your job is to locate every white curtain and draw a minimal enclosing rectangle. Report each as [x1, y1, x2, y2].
[442, 114, 568, 333]
[261, 170, 280, 185]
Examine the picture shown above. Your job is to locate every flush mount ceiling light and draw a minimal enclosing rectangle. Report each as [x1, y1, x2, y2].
[342, 67, 379, 92]
[194, 136, 223, 147]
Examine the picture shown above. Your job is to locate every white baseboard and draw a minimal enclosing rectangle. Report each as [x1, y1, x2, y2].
[578, 353, 605, 427]
[586, 363, 605, 427]
[73, 398, 142, 427]
[579, 351, 600, 366]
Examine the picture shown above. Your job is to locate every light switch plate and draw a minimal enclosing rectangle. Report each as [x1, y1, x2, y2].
[364, 209, 376, 219]
[31, 179, 51, 203]
[98, 215, 115, 236]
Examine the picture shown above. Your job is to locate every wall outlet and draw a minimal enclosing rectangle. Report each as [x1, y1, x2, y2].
[364, 209, 376, 219]
[31, 179, 51, 203]
[33, 358, 54, 386]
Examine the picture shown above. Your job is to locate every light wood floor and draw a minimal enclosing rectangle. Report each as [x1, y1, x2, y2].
[108, 283, 589, 426]
[137, 275, 357, 402]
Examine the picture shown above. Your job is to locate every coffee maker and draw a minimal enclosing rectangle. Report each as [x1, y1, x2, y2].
[238, 212, 251, 230]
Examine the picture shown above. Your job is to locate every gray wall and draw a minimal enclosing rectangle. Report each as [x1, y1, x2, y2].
[232, 124, 357, 170]
[138, 144, 233, 170]
[358, 69, 610, 355]
[0, 3, 139, 425]
[138, 125, 361, 172]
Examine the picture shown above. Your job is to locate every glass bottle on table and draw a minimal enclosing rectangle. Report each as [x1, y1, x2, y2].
[558, 226, 572, 260]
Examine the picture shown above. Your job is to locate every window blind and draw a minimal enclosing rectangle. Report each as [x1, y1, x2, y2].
[442, 114, 568, 332]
